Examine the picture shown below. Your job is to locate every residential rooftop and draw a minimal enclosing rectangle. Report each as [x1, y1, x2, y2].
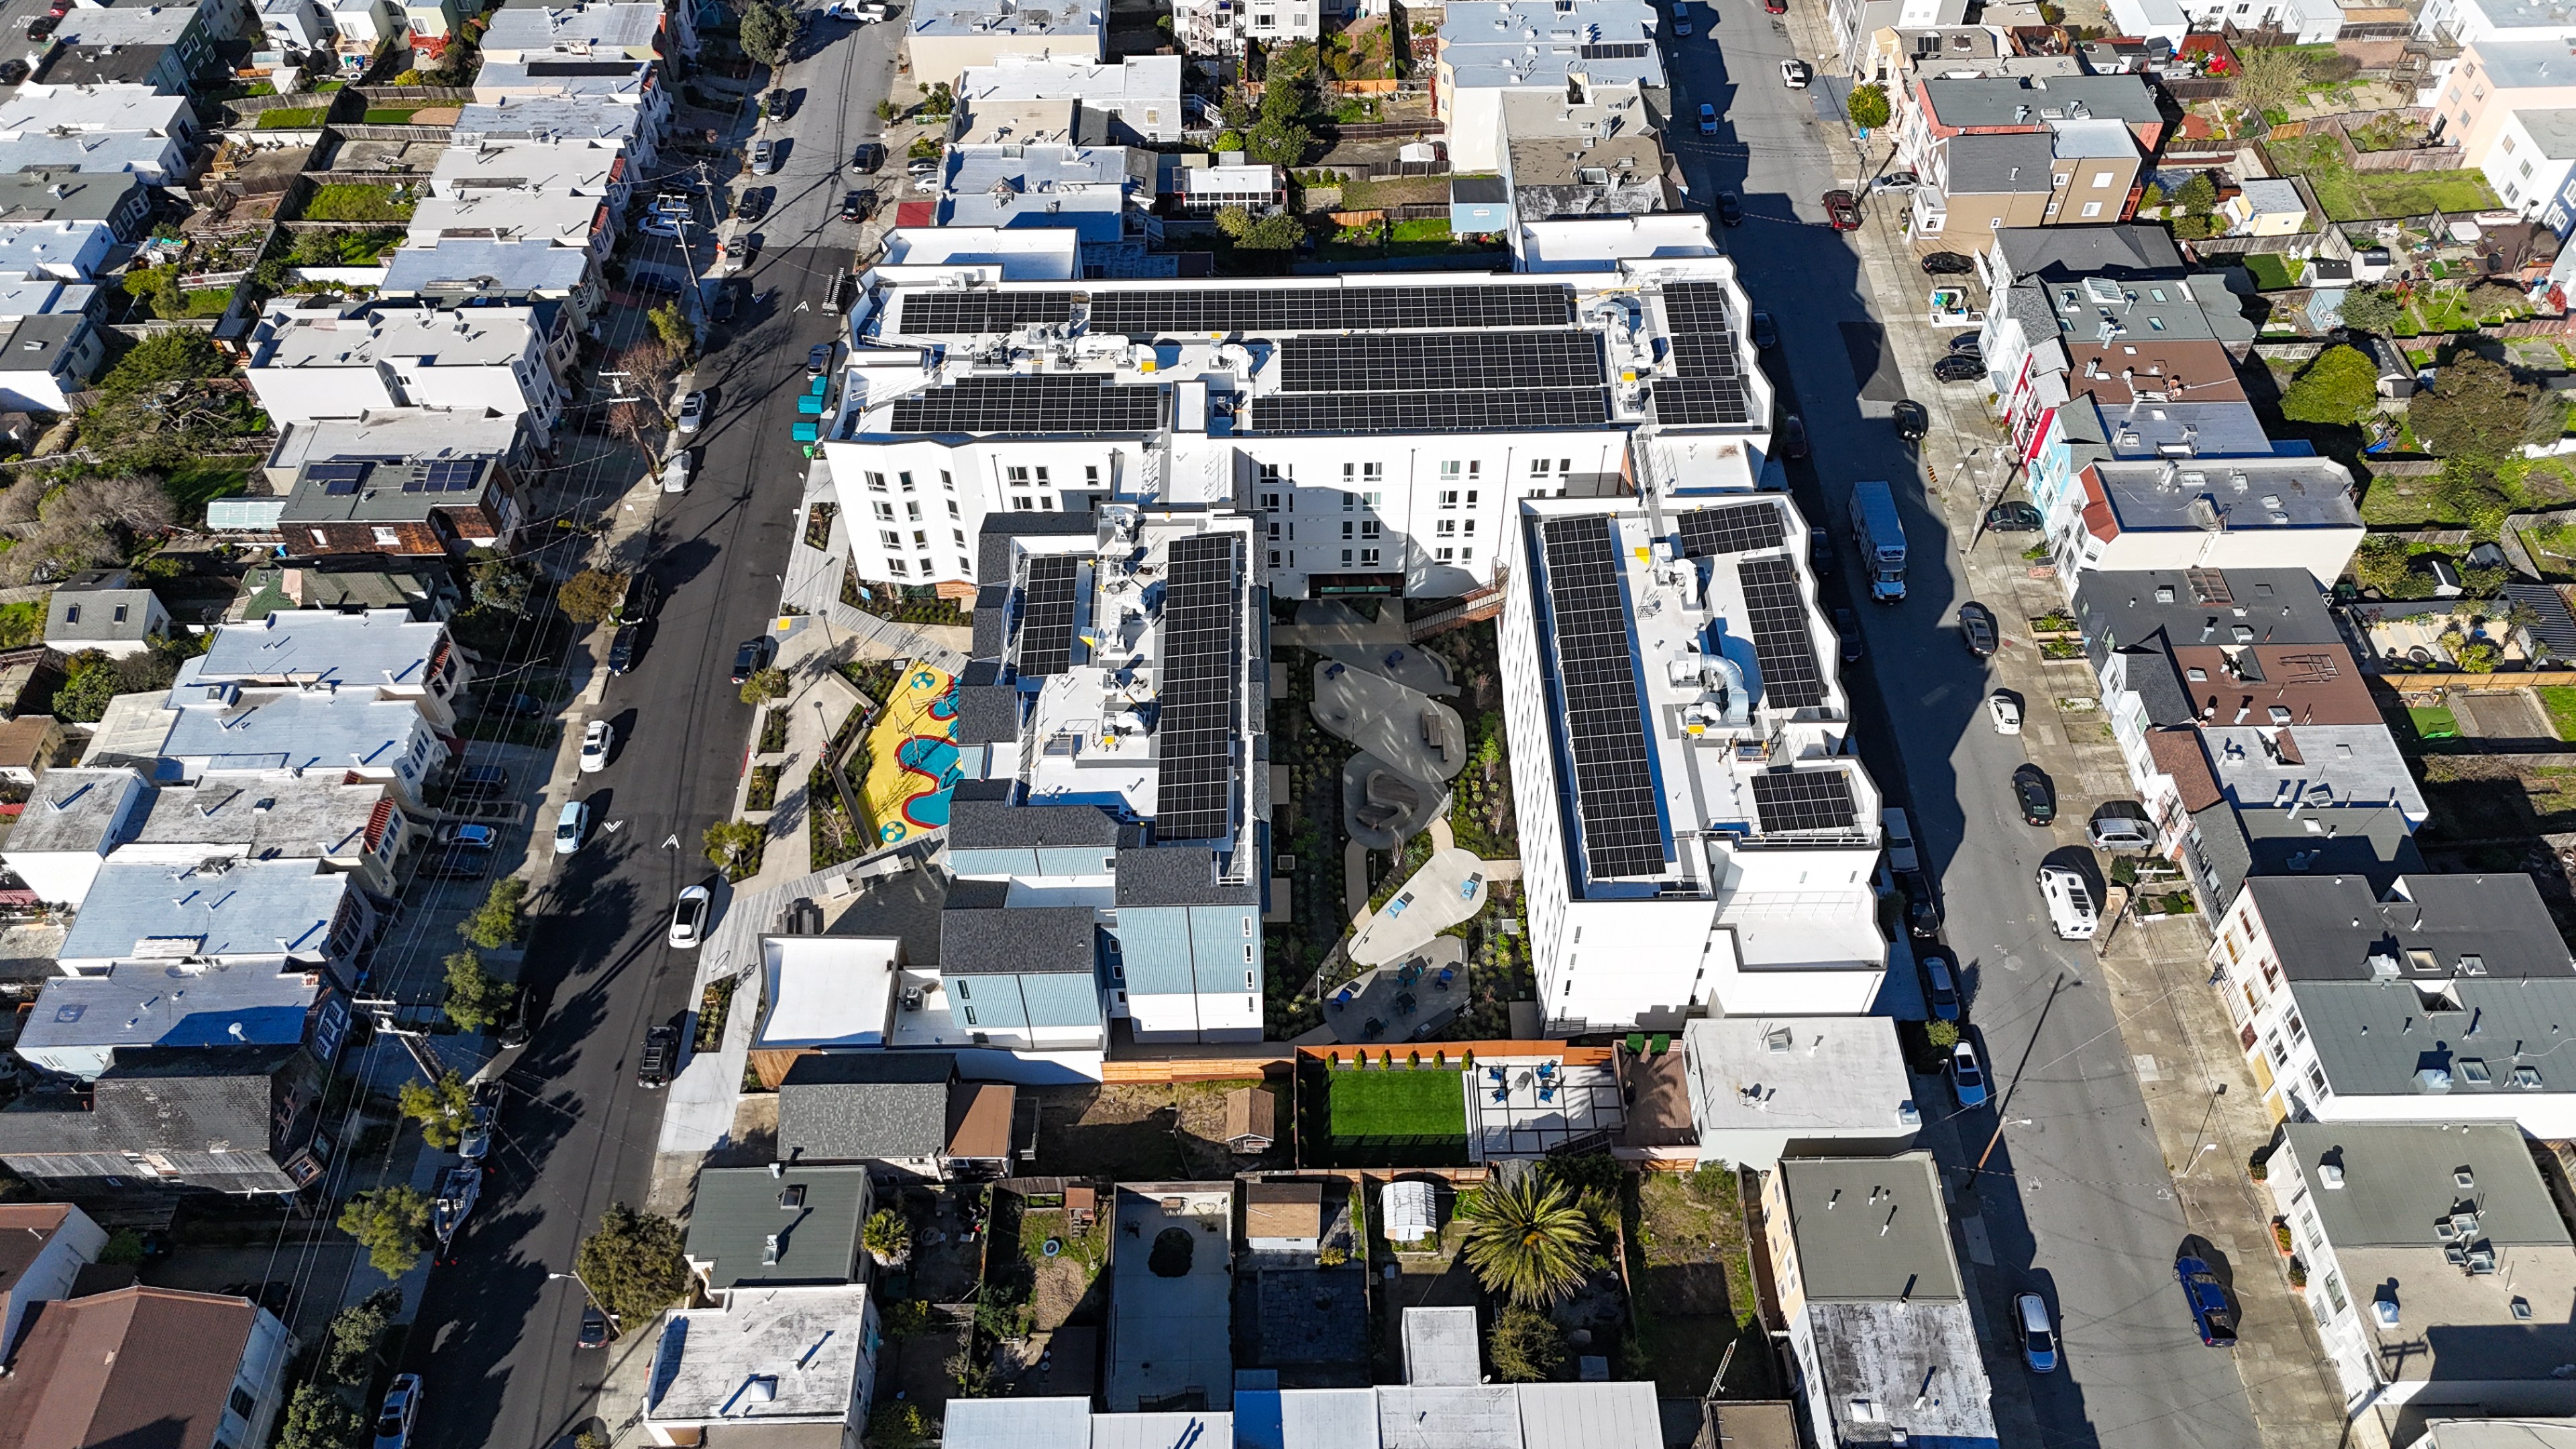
[1805, 1301, 1996, 1446]
[911, 0, 1104, 41]
[431, 137, 629, 195]
[1437, 0, 1665, 92]
[194, 607, 449, 688]
[2202, 723, 2428, 821]
[0, 132, 177, 175]
[1682, 1016, 1917, 1140]
[2296, 973, 2576, 1097]
[2162, 640, 2377, 727]
[56, 857, 354, 965]
[2281, 1120, 2567, 1249]
[1941, 131, 2055, 194]
[47, 576, 158, 644]
[46, 7, 196, 46]
[2058, 337, 2245, 405]
[643, 1285, 876, 1428]
[479, 0, 666, 55]
[775, 1051, 955, 1162]
[0, 1044, 309, 1180]
[4, 767, 148, 855]
[1107, 1183, 1234, 1411]
[0, 1286, 266, 1449]
[935, 142, 1150, 239]
[379, 237, 596, 300]
[2072, 567, 2339, 657]
[450, 96, 647, 145]
[2243, 873, 2573, 982]
[1504, 116, 1670, 219]
[407, 188, 604, 247]
[2459, 37, 2576, 91]
[1990, 223, 2185, 282]
[250, 303, 549, 372]
[0, 83, 191, 137]
[473, 56, 660, 99]
[123, 774, 390, 859]
[2080, 456, 2360, 534]
[2186, 800, 2423, 912]
[89, 684, 439, 786]
[1919, 72, 2164, 126]
[279, 454, 504, 526]
[959, 52, 1179, 108]
[15, 961, 324, 1073]
[1777, 1153, 1962, 1303]
[0, 171, 142, 227]
[684, 1164, 871, 1289]
[265, 409, 523, 483]
[0, 221, 108, 279]
[2061, 395, 2288, 461]
[2514, 106, 2576, 156]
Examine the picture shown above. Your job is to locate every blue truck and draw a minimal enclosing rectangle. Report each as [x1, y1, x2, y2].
[2175, 1254, 2238, 1347]
[1849, 480, 1908, 603]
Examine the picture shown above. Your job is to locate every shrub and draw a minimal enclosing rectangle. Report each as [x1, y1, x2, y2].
[1924, 1019, 1961, 1049]
[1488, 1305, 1567, 1383]
[1845, 83, 1890, 129]
[2414, 354, 2559, 459]
[556, 568, 627, 626]
[2279, 344, 2379, 426]
[398, 1070, 473, 1148]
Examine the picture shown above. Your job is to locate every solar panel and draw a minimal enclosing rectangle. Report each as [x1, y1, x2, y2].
[1255, 388, 1609, 435]
[1676, 502, 1784, 559]
[1662, 281, 1743, 384]
[1736, 556, 1826, 709]
[1155, 533, 1242, 843]
[1750, 769, 1860, 835]
[1540, 515, 1666, 881]
[1086, 284, 1576, 336]
[1649, 378, 1754, 427]
[307, 461, 368, 496]
[1580, 40, 1650, 57]
[897, 290, 1076, 335]
[1278, 332, 1606, 394]
[423, 460, 483, 494]
[890, 374, 1165, 435]
[1016, 555, 1079, 678]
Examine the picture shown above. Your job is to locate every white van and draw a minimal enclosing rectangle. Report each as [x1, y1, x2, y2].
[1882, 807, 1919, 873]
[2037, 865, 2098, 940]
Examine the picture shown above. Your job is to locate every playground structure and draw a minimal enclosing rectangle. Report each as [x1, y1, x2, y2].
[858, 664, 961, 845]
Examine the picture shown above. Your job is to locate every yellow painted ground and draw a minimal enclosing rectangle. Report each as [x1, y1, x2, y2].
[860, 665, 961, 845]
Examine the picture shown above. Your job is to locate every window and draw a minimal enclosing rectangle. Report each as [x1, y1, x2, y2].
[1440, 490, 1460, 507]
[867, 471, 888, 491]
[880, 530, 902, 548]
[1437, 519, 1457, 537]
[874, 501, 896, 521]
[2053, 174, 2070, 189]
[1085, 465, 1100, 486]
[1007, 466, 1032, 484]
[898, 472, 915, 492]
[1267, 522, 1281, 540]
[905, 502, 922, 521]
[113, 604, 128, 623]
[912, 531, 929, 548]
[231, 1389, 257, 1419]
[62, 604, 76, 624]
[888, 557, 908, 575]
[1144, 107, 1161, 125]
[1359, 521, 1381, 539]
[1013, 496, 1033, 512]
[1359, 548, 1380, 566]
[1441, 461, 1462, 480]
[1260, 491, 1282, 510]
[953, 529, 967, 545]
[1269, 549, 1282, 568]
[372, 527, 400, 546]
[1341, 521, 1354, 540]
[1436, 546, 1456, 562]
[1340, 548, 1352, 565]
[2090, 171, 2114, 188]
[2081, 201, 2104, 217]
[941, 470, 955, 492]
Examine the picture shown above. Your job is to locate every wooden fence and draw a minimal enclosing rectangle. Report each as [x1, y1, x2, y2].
[1097, 1055, 1289, 1083]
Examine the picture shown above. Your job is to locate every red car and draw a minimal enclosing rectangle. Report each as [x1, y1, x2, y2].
[1766, 0, 1786, 11]
[1823, 190, 1862, 230]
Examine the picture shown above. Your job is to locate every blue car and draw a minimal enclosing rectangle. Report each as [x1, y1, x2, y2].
[1949, 1038, 1988, 1109]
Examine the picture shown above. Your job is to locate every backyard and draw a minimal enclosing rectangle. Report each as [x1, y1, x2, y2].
[1318, 1065, 1469, 1166]
[1026, 1081, 1271, 1181]
[2262, 135, 2500, 221]
[2359, 458, 2576, 531]
[1630, 1167, 1778, 1399]
[2542, 686, 2576, 741]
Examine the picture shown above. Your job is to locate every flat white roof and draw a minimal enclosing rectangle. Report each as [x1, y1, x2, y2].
[1440, 0, 1664, 91]
[1682, 1016, 1916, 1136]
[0, 83, 190, 136]
[195, 608, 447, 688]
[253, 305, 545, 370]
[755, 935, 899, 1049]
[645, 1285, 873, 1425]
[269, 409, 522, 474]
[943, 1397, 1095, 1449]
[409, 188, 604, 246]
[912, 0, 1104, 40]
[959, 53, 1180, 107]
[1402, 1306, 1481, 1387]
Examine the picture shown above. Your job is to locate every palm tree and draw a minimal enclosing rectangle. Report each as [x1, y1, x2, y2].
[1460, 1174, 1595, 1307]
[863, 1209, 912, 1268]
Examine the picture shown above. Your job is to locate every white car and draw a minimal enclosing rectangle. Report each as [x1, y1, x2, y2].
[1988, 692, 2023, 735]
[553, 798, 590, 856]
[638, 214, 682, 239]
[676, 389, 706, 434]
[580, 718, 615, 773]
[1780, 58, 1812, 88]
[669, 884, 712, 948]
[2017, 1292, 2059, 1373]
[661, 450, 692, 494]
[373, 1375, 422, 1449]
[2037, 864, 2098, 940]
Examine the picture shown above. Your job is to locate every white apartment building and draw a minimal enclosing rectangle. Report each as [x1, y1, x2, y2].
[478, 0, 682, 64]
[949, 510, 1269, 1044]
[1437, 0, 1664, 173]
[1172, 0, 1316, 62]
[959, 54, 1183, 142]
[1827, 0, 1970, 69]
[2211, 873, 2576, 1136]
[824, 237, 1771, 603]
[904, 0, 1104, 87]
[1498, 494, 1886, 1035]
[2418, 0, 2576, 44]
[0, 83, 197, 149]
[246, 302, 571, 445]
[451, 96, 659, 171]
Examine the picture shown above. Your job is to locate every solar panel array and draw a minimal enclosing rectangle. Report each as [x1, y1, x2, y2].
[1735, 557, 1827, 709]
[1154, 533, 1242, 843]
[1256, 388, 1610, 435]
[1016, 555, 1079, 678]
[1278, 332, 1607, 393]
[1676, 502, 1784, 559]
[898, 290, 1076, 335]
[307, 461, 368, 496]
[891, 374, 1165, 435]
[1654, 282, 1755, 427]
[1580, 40, 1650, 57]
[1540, 516, 1666, 881]
[1750, 769, 1860, 835]
[1087, 284, 1575, 336]
[400, 460, 485, 494]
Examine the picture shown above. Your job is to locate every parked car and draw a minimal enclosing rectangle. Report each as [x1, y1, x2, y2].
[1698, 102, 1718, 135]
[1920, 250, 1974, 274]
[728, 234, 761, 271]
[486, 692, 545, 718]
[0, 60, 29, 85]
[2017, 1292, 2059, 1373]
[1822, 190, 1861, 229]
[732, 187, 769, 221]
[2037, 864, 2098, 940]
[1984, 501, 2043, 533]
[374, 1375, 423, 1449]
[1766, 0, 1786, 11]
[1809, 525, 1831, 576]
[1777, 413, 1809, 460]
[578, 1305, 612, 1348]
[2087, 803, 2157, 853]
[637, 1024, 679, 1088]
[731, 635, 773, 684]
[661, 451, 693, 494]
[1892, 398, 1929, 441]
[1989, 691, 2023, 735]
[808, 342, 835, 376]
[500, 991, 536, 1050]
[1833, 606, 1863, 663]
[607, 623, 644, 676]
[1672, 6, 1693, 34]
[1933, 354, 1986, 384]
[751, 139, 776, 174]
[669, 884, 711, 948]
[1949, 1038, 1988, 1108]
[1713, 191, 1743, 227]
[457, 1090, 494, 1163]
[1923, 953, 1961, 1022]
[637, 213, 682, 240]
[1948, 331, 1984, 356]
[613, 571, 657, 625]
[853, 142, 886, 173]
[676, 389, 707, 433]
[763, 88, 790, 118]
[552, 799, 590, 856]
[1902, 875, 1940, 939]
[417, 849, 492, 882]
[2012, 765, 2057, 826]
[450, 765, 510, 799]
[580, 718, 615, 773]
[439, 822, 498, 849]
[1870, 170, 1919, 193]
[711, 280, 741, 323]
[2176, 1254, 2238, 1347]
[1957, 600, 1998, 656]
[1750, 309, 1778, 350]
[1780, 58, 1810, 87]
[841, 189, 877, 222]
[25, 14, 58, 40]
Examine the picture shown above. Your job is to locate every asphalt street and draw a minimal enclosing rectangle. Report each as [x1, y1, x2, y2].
[1666, 5, 2267, 1448]
[393, 31, 881, 1449]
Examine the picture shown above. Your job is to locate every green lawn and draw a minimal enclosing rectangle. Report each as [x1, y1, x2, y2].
[2542, 687, 2576, 741]
[2410, 705, 2461, 741]
[255, 108, 325, 129]
[362, 107, 420, 123]
[163, 456, 256, 515]
[1328, 1068, 1465, 1140]
[2241, 253, 2302, 290]
[2266, 136, 2500, 221]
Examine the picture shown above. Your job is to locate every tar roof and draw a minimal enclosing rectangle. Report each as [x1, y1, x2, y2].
[279, 455, 502, 525]
[2073, 568, 2338, 655]
[1805, 1299, 1996, 1444]
[0, 1285, 259, 1449]
[16, 962, 320, 1057]
[1919, 72, 2163, 125]
[0, 315, 90, 372]
[196, 608, 446, 687]
[0, 1045, 301, 1160]
[2245, 873, 2573, 981]
[2163, 641, 2376, 727]
[2298, 975, 2576, 1097]
[1682, 1016, 1915, 1136]
[58, 858, 351, 964]
[4, 768, 145, 854]
[2084, 456, 2361, 533]
[0, 172, 139, 226]
[2280, 1121, 2569, 1248]
[685, 1164, 871, 1287]
[2061, 337, 2245, 404]
[253, 305, 546, 371]
[451, 97, 647, 143]
[1437, 0, 1665, 91]
[268, 409, 523, 472]
[1776, 1153, 1961, 1302]
[911, 0, 1104, 37]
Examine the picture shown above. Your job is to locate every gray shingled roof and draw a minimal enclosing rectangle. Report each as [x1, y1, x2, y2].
[1945, 133, 2055, 195]
[776, 1053, 953, 1163]
[1116, 845, 1259, 906]
[952, 684, 1021, 747]
[0, 1046, 299, 1157]
[1994, 224, 2183, 283]
[2300, 977, 2576, 1097]
[941, 904, 1098, 975]
[2074, 568, 2339, 656]
[949, 798, 1122, 850]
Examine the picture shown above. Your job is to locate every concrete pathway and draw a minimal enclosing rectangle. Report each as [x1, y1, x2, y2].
[1313, 662, 1468, 788]
[1348, 848, 1489, 967]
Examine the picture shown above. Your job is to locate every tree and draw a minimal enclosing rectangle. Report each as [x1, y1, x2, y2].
[323, 1289, 400, 1385]
[1487, 1305, 1568, 1383]
[739, 665, 789, 706]
[647, 301, 695, 363]
[1846, 83, 1890, 131]
[557, 568, 629, 626]
[577, 1203, 692, 1326]
[2234, 45, 2304, 118]
[398, 1069, 474, 1150]
[1242, 115, 1313, 168]
[339, 1186, 433, 1278]
[867, 1402, 934, 1449]
[95, 330, 222, 398]
[274, 1384, 366, 1449]
[1924, 1018, 1961, 1049]
[47, 651, 121, 723]
[863, 1208, 912, 1266]
[2279, 344, 2380, 427]
[441, 949, 515, 1034]
[2337, 284, 2407, 333]
[706, 818, 765, 873]
[2175, 172, 2218, 217]
[737, 0, 796, 64]
[2459, 640, 2504, 672]
[1460, 1174, 1595, 1307]
[458, 876, 529, 951]
[2353, 535, 2434, 598]
[0, 474, 176, 587]
[468, 552, 535, 612]
[919, 81, 956, 118]
[97, 1228, 147, 1266]
[2412, 353, 2553, 459]
[1238, 213, 1304, 250]
[1213, 205, 1253, 239]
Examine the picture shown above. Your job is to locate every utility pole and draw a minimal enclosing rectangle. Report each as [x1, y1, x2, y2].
[352, 997, 443, 1084]
[1963, 972, 2068, 1198]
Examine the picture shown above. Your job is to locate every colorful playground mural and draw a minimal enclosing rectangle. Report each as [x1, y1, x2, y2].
[861, 665, 961, 844]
